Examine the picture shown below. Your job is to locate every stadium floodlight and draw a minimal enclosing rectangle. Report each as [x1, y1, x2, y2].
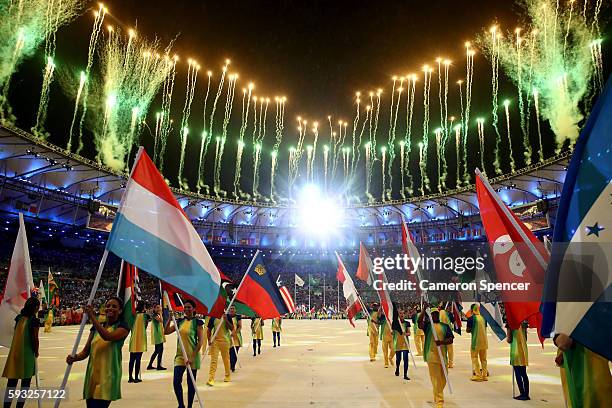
[297, 184, 343, 238]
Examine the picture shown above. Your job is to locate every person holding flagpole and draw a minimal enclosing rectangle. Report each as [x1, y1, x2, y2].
[418, 307, 454, 408]
[65, 296, 129, 408]
[367, 302, 380, 362]
[206, 313, 233, 386]
[271, 316, 282, 347]
[439, 303, 455, 368]
[391, 308, 411, 380]
[2, 297, 40, 408]
[251, 317, 264, 356]
[227, 305, 242, 372]
[147, 304, 166, 370]
[466, 303, 489, 381]
[164, 299, 204, 408]
[378, 312, 394, 369]
[507, 321, 530, 400]
[128, 302, 148, 383]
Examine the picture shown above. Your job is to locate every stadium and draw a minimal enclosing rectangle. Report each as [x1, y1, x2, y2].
[0, 0, 610, 407]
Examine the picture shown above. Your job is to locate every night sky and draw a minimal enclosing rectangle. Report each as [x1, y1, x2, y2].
[7, 0, 611, 200]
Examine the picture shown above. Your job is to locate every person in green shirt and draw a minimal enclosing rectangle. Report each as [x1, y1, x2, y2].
[227, 305, 242, 372]
[128, 302, 149, 383]
[66, 296, 130, 408]
[2, 297, 40, 408]
[507, 322, 529, 400]
[164, 299, 204, 408]
[147, 304, 166, 370]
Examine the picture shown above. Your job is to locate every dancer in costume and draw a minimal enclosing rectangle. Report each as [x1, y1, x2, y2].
[206, 313, 233, 386]
[147, 304, 167, 370]
[251, 317, 264, 356]
[418, 308, 454, 408]
[165, 299, 204, 408]
[367, 303, 380, 362]
[466, 304, 488, 381]
[392, 308, 411, 380]
[66, 297, 130, 408]
[2, 297, 40, 408]
[128, 302, 148, 383]
[272, 316, 282, 347]
[507, 322, 529, 400]
[227, 305, 242, 372]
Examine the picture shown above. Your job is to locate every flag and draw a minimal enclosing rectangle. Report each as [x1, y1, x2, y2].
[476, 169, 548, 338]
[276, 276, 296, 313]
[335, 252, 363, 327]
[358, 244, 394, 323]
[355, 242, 374, 285]
[294, 274, 305, 287]
[479, 302, 506, 341]
[38, 279, 46, 304]
[106, 148, 221, 309]
[400, 222, 424, 297]
[234, 252, 289, 319]
[118, 262, 139, 328]
[541, 75, 612, 360]
[451, 301, 462, 335]
[48, 268, 60, 306]
[0, 213, 35, 347]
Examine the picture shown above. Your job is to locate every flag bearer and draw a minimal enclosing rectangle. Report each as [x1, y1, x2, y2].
[411, 307, 425, 355]
[251, 317, 264, 356]
[66, 297, 130, 408]
[367, 303, 380, 362]
[206, 314, 233, 386]
[466, 304, 488, 381]
[272, 316, 282, 347]
[507, 322, 529, 400]
[2, 297, 40, 408]
[439, 304, 455, 368]
[392, 309, 411, 380]
[147, 304, 167, 370]
[227, 306, 242, 372]
[164, 299, 204, 408]
[128, 302, 148, 383]
[379, 313, 394, 368]
[418, 308, 454, 408]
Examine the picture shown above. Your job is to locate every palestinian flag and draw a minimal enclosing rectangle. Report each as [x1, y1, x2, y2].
[118, 261, 139, 328]
[47, 268, 60, 306]
[161, 270, 256, 317]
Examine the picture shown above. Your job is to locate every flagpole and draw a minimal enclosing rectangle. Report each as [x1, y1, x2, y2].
[425, 307, 453, 394]
[116, 259, 125, 297]
[323, 273, 326, 308]
[475, 168, 548, 270]
[164, 291, 203, 408]
[34, 360, 42, 408]
[308, 274, 311, 313]
[337, 278, 339, 314]
[54, 250, 109, 408]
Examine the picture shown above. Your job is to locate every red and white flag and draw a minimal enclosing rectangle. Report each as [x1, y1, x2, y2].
[401, 222, 423, 296]
[355, 242, 374, 285]
[0, 213, 35, 347]
[279, 286, 296, 313]
[475, 169, 548, 337]
[335, 252, 363, 327]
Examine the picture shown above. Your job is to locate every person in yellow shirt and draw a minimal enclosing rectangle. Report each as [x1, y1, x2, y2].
[206, 314, 233, 386]
[272, 316, 282, 347]
[378, 313, 394, 368]
[418, 308, 454, 408]
[147, 304, 167, 370]
[367, 303, 380, 362]
[392, 308, 411, 380]
[251, 317, 264, 356]
[507, 322, 529, 400]
[554, 333, 612, 408]
[128, 302, 149, 383]
[411, 307, 425, 356]
[438, 303, 455, 368]
[466, 304, 488, 381]
[227, 306, 242, 372]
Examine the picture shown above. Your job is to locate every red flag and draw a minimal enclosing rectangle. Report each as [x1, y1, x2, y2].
[475, 170, 548, 338]
[355, 242, 373, 285]
[357, 245, 394, 323]
[161, 269, 231, 317]
[335, 253, 362, 327]
[400, 222, 423, 296]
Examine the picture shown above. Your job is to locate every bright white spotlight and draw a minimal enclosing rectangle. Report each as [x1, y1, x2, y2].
[298, 184, 343, 236]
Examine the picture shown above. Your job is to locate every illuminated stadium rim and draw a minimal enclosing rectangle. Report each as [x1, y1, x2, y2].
[0, 123, 570, 211]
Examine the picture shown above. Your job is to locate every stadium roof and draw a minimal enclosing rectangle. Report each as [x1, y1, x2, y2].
[0, 124, 569, 229]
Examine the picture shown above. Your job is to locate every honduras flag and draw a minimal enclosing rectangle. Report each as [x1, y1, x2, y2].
[541, 76, 612, 360]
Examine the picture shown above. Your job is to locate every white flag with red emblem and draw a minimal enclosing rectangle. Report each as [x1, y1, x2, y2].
[0, 213, 35, 347]
[335, 252, 363, 327]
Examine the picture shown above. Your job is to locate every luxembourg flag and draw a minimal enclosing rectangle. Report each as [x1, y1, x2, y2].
[106, 148, 221, 310]
[541, 76, 612, 360]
